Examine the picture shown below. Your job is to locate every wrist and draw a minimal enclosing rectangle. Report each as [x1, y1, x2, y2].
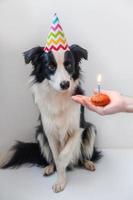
[123, 96, 133, 113]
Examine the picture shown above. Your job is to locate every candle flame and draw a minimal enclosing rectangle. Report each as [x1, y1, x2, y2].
[97, 74, 102, 83]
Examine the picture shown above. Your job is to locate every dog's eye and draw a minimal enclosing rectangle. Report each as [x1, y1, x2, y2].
[48, 65, 56, 72]
[65, 64, 72, 70]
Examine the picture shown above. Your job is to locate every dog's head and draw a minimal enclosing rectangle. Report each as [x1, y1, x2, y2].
[24, 45, 87, 92]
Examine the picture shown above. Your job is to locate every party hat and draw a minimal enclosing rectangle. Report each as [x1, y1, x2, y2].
[44, 13, 70, 52]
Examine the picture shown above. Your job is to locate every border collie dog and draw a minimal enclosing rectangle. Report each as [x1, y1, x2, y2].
[0, 45, 101, 193]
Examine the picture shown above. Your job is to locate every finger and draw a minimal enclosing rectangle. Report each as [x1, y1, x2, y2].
[83, 99, 97, 111]
[71, 96, 84, 103]
[71, 97, 85, 105]
[72, 95, 85, 99]
[83, 98, 94, 106]
[72, 95, 90, 101]
[83, 99, 105, 115]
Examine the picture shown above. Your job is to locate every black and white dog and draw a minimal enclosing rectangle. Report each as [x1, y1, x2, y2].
[0, 45, 101, 193]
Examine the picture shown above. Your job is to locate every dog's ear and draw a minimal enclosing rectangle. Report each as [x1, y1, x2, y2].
[70, 45, 88, 63]
[23, 46, 44, 65]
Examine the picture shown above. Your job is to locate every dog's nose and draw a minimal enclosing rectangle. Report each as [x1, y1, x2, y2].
[60, 81, 70, 90]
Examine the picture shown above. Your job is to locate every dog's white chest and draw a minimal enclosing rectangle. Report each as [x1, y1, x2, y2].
[32, 84, 81, 141]
[41, 97, 80, 137]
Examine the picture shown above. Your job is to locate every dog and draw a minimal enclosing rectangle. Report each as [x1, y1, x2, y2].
[0, 44, 101, 193]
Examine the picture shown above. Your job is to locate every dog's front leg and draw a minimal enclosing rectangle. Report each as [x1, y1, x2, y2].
[52, 130, 81, 193]
[46, 134, 60, 166]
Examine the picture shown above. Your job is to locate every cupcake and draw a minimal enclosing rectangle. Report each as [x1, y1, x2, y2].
[91, 93, 110, 106]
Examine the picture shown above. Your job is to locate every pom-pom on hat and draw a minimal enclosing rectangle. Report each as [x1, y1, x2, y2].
[44, 13, 70, 52]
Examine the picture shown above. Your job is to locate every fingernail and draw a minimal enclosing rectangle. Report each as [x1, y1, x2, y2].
[72, 96, 77, 100]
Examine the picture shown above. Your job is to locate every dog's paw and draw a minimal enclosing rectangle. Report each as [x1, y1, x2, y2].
[43, 164, 55, 176]
[52, 179, 66, 193]
[84, 160, 96, 171]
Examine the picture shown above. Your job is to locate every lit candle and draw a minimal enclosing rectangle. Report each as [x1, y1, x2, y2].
[91, 73, 110, 106]
[97, 74, 102, 93]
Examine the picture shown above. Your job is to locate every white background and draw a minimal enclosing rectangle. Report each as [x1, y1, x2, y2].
[0, 0, 133, 152]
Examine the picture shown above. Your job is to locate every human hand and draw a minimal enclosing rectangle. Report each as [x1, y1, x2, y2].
[72, 91, 126, 115]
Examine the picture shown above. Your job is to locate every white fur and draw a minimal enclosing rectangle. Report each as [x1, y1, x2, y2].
[32, 79, 81, 158]
[37, 134, 52, 163]
[0, 150, 15, 168]
[48, 50, 74, 92]
[83, 126, 96, 159]
[32, 69, 81, 192]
